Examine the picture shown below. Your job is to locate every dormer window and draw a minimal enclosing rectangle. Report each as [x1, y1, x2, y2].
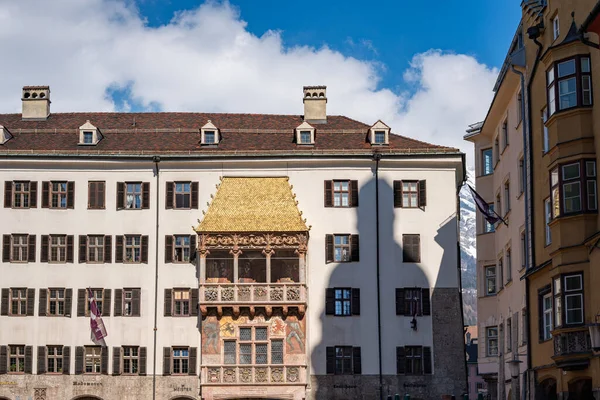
[369, 121, 390, 145]
[204, 131, 216, 144]
[201, 121, 219, 145]
[295, 122, 315, 145]
[78, 120, 102, 146]
[0, 125, 12, 145]
[83, 131, 94, 144]
[300, 131, 312, 144]
[374, 131, 386, 144]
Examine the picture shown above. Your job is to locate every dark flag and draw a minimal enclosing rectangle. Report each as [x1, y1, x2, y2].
[467, 185, 507, 226]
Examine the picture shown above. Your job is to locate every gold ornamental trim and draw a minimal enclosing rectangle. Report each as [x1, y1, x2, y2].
[198, 232, 308, 252]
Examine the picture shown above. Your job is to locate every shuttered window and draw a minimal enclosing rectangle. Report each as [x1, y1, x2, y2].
[395, 288, 430, 316]
[41, 181, 74, 209]
[325, 234, 359, 263]
[325, 288, 360, 316]
[326, 346, 361, 375]
[43, 235, 73, 263]
[5, 181, 37, 209]
[113, 346, 147, 375]
[402, 234, 421, 263]
[393, 180, 426, 208]
[114, 288, 141, 317]
[165, 235, 196, 264]
[324, 180, 358, 207]
[117, 182, 150, 210]
[8, 345, 30, 373]
[172, 347, 190, 374]
[88, 181, 105, 209]
[84, 346, 102, 374]
[9, 288, 27, 316]
[396, 346, 432, 375]
[47, 346, 63, 374]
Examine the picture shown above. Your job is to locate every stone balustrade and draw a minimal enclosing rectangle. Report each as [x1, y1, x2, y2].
[200, 283, 306, 304]
[202, 365, 306, 385]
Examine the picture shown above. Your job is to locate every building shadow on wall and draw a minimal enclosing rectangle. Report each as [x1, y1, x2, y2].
[310, 165, 466, 400]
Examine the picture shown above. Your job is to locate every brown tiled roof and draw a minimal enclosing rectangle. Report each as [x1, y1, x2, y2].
[0, 112, 459, 155]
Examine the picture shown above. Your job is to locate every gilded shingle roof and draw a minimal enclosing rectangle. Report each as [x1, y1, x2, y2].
[195, 177, 308, 233]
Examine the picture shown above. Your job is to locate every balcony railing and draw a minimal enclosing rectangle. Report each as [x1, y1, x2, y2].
[200, 283, 306, 304]
[202, 365, 306, 385]
[553, 329, 592, 356]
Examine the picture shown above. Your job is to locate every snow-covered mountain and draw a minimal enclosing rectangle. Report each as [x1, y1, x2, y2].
[460, 168, 478, 325]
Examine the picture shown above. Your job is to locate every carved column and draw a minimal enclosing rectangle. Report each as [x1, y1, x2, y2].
[198, 234, 209, 283]
[296, 233, 308, 284]
[263, 247, 275, 284]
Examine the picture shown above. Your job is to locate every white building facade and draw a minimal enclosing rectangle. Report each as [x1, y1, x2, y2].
[0, 86, 466, 400]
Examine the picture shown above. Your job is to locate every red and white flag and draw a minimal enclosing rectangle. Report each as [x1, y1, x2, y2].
[88, 288, 107, 346]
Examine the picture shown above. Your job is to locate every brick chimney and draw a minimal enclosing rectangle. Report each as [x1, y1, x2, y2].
[303, 86, 327, 124]
[22, 86, 50, 120]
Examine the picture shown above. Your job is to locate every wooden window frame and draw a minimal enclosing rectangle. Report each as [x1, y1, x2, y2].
[481, 148, 493, 176]
[173, 235, 191, 263]
[484, 266, 496, 296]
[122, 346, 139, 375]
[124, 235, 142, 264]
[87, 181, 105, 210]
[393, 180, 426, 209]
[506, 317, 512, 352]
[332, 181, 351, 208]
[550, 160, 597, 217]
[553, 272, 584, 327]
[334, 346, 353, 375]
[402, 234, 421, 263]
[87, 235, 105, 263]
[174, 182, 192, 209]
[10, 234, 29, 263]
[9, 288, 27, 316]
[173, 289, 190, 317]
[125, 182, 143, 209]
[8, 345, 26, 374]
[404, 346, 423, 375]
[85, 289, 104, 317]
[546, 55, 593, 117]
[46, 345, 63, 374]
[49, 235, 67, 263]
[49, 181, 69, 209]
[12, 181, 33, 209]
[333, 234, 351, 262]
[334, 288, 351, 316]
[48, 288, 65, 317]
[324, 180, 358, 208]
[172, 347, 190, 375]
[84, 346, 102, 375]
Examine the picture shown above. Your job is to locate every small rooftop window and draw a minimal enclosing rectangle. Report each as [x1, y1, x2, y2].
[78, 120, 102, 146]
[201, 121, 220, 145]
[83, 131, 94, 144]
[299, 131, 312, 144]
[369, 121, 390, 146]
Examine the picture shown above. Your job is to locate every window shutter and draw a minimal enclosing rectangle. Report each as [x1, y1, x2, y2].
[396, 347, 406, 374]
[24, 346, 33, 374]
[62, 347, 71, 375]
[116, 182, 125, 210]
[352, 288, 360, 315]
[39, 289, 47, 316]
[393, 181, 403, 208]
[164, 235, 173, 263]
[350, 180, 359, 207]
[350, 235, 360, 262]
[4, 181, 12, 208]
[396, 288, 405, 316]
[324, 181, 333, 207]
[352, 347, 362, 375]
[325, 289, 335, 315]
[27, 235, 36, 262]
[191, 182, 199, 209]
[41, 181, 49, 208]
[0, 346, 6, 375]
[164, 289, 172, 317]
[114, 289, 123, 317]
[66, 235, 74, 263]
[165, 182, 174, 209]
[191, 289, 199, 317]
[102, 289, 111, 317]
[41, 235, 49, 263]
[326, 347, 335, 374]
[325, 234, 334, 263]
[423, 346, 432, 374]
[421, 288, 431, 316]
[97, 182, 105, 209]
[2, 235, 10, 262]
[79, 235, 87, 263]
[26, 288, 35, 316]
[101, 347, 109, 375]
[37, 346, 46, 375]
[418, 180, 427, 208]
[77, 289, 86, 317]
[0, 289, 8, 316]
[112, 347, 121, 376]
[65, 289, 72, 317]
[189, 235, 197, 264]
[88, 182, 95, 209]
[132, 289, 141, 317]
[115, 236, 124, 263]
[104, 235, 112, 263]
[67, 181, 75, 209]
[163, 347, 171, 376]
[29, 182, 37, 208]
[414, 235, 421, 262]
[141, 236, 149, 263]
[139, 347, 147, 376]
[188, 347, 197, 375]
[142, 182, 150, 209]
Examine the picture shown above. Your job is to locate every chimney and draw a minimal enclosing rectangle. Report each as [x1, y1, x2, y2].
[303, 86, 327, 124]
[22, 86, 50, 120]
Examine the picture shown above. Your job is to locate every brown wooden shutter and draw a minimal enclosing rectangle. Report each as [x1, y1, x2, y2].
[116, 182, 125, 210]
[325, 234, 334, 263]
[141, 235, 149, 263]
[418, 180, 427, 208]
[164, 235, 173, 263]
[396, 288, 405, 316]
[414, 235, 421, 262]
[66, 235, 74, 263]
[77, 289, 86, 317]
[24, 346, 33, 374]
[102, 289, 111, 317]
[67, 181, 75, 209]
[2, 235, 10, 262]
[39, 289, 47, 316]
[421, 288, 431, 316]
[142, 182, 150, 209]
[79, 236, 87, 263]
[352, 288, 360, 315]
[324, 181, 333, 207]
[115, 236, 124, 263]
[37, 346, 46, 375]
[325, 289, 335, 315]
[132, 288, 141, 317]
[65, 289, 73, 317]
[26, 288, 35, 316]
[350, 180, 359, 207]
[96, 182, 106, 209]
[114, 289, 123, 317]
[164, 289, 172, 317]
[4, 181, 12, 208]
[139, 347, 147, 376]
[191, 289, 199, 317]
[165, 182, 174, 209]
[104, 235, 112, 263]
[0, 289, 9, 316]
[101, 347, 109, 375]
[163, 347, 171, 375]
[393, 181, 402, 208]
[423, 346, 432, 374]
[112, 347, 121, 376]
[326, 347, 335, 374]
[191, 182, 199, 209]
[29, 182, 37, 208]
[0, 346, 7, 374]
[396, 347, 406, 374]
[27, 235, 36, 262]
[350, 235, 359, 262]
[352, 347, 362, 374]
[62, 346, 71, 375]
[41, 235, 49, 262]
[41, 181, 50, 208]
[88, 182, 95, 209]
[189, 235, 197, 264]
[188, 347, 197, 375]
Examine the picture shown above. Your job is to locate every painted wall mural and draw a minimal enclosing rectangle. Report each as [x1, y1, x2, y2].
[202, 318, 220, 355]
[285, 316, 305, 354]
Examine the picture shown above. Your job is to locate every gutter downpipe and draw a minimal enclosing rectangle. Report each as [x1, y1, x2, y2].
[456, 153, 468, 396]
[374, 152, 383, 400]
[152, 156, 161, 400]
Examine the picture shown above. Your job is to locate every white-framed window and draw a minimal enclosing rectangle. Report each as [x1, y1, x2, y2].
[545, 198, 552, 246]
[485, 266, 496, 295]
[374, 131, 386, 144]
[201, 120, 220, 145]
[299, 131, 312, 144]
[542, 292, 553, 341]
[552, 15, 560, 40]
[564, 274, 583, 325]
[542, 107, 549, 153]
[553, 276, 562, 328]
[369, 121, 390, 145]
[204, 131, 215, 144]
[482, 148, 493, 175]
[563, 162, 582, 213]
[484, 204, 495, 233]
[486, 327, 498, 356]
[83, 131, 94, 144]
[547, 56, 593, 116]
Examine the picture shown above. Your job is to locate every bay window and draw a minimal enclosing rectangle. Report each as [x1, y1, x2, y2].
[552, 273, 584, 328]
[542, 292, 553, 341]
[547, 56, 592, 116]
[550, 160, 597, 216]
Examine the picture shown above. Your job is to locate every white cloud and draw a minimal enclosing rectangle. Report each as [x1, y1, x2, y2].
[0, 0, 497, 165]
